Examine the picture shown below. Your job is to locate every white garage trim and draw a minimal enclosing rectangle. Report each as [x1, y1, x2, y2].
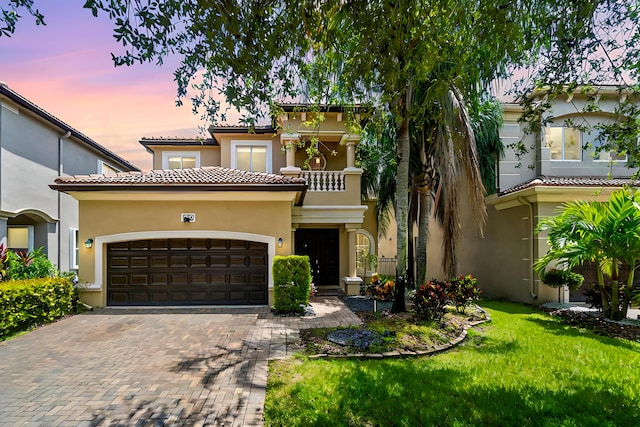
[94, 230, 276, 292]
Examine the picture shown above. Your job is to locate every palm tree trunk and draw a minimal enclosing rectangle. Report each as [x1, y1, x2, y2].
[622, 265, 635, 319]
[416, 185, 431, 285]
[596, 267, 610, 317]
[392, 104, 410, 313]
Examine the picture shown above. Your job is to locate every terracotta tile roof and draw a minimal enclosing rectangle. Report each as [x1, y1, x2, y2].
[499, 175, 639, 196]
[52, 166, 306, 187]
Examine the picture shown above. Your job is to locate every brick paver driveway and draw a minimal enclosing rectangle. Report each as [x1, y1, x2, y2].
[0, 297, 361, 427]
[0, 307, 272, 426]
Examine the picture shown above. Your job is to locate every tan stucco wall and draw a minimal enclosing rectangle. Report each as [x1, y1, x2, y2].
[77, 198, 293, 307]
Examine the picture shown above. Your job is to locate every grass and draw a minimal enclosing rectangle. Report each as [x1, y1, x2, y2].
[265, 300, 640, 426]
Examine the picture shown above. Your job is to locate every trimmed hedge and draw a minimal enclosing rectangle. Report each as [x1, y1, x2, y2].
[273, 255, 311, 314]
[0, 277, 77, 340]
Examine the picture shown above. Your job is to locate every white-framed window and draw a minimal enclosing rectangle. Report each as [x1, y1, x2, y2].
[356, 230, 376, 276]
[231, 141, 271, 173]
[162, 151, 201, 170]
[7, 225, 34, 253]
[70, 228, 79, 270]
[545, 127, 582, 161]
[98, 160, 120, 174]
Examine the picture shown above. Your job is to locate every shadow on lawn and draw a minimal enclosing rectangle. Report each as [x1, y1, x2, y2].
[267, 360, 639, 426]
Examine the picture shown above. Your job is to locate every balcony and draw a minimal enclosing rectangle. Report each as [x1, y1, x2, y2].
[301, 170, 345, 192]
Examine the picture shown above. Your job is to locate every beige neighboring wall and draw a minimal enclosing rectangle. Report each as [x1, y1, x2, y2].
[77, 197, 293, 307]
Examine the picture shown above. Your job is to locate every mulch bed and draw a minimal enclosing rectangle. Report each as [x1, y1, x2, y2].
[300, 304, 485, 356]
[540, 307, 640, 343]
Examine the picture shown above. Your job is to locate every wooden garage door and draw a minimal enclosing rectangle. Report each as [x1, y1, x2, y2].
[107, 238, 268, 306]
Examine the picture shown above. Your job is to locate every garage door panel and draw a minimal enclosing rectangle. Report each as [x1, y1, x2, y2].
[190, 273, 207, 285]
[107, 238, 268, 305]
[131, 275, 149, 286]
[170, 272, 188, 284]
[190, 239, 209, 250]
[151, 239, 170, 250]
[249, 255, 267, 266]
[109, 291, 130, 304]
[131, 257, 148, 268]
[149, 291, 169, 303]
[130, 240, 150, 251]
[109, 242, 130, 251]
[190, 255, 208, 267]
[109, 274, 129, 286]
[210, 255, 228, 267]
[151, 273, 168, 285]
[151, 256, 168, 267]
[230, 255, 246, 266]
[110, 256, 129, 268]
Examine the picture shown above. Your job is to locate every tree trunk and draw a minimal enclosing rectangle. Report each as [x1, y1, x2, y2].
[622, 267, 635, 319]
[596, 267, 610, 317]
[391, 105, 410, 313]
[416, 186, 431, 285]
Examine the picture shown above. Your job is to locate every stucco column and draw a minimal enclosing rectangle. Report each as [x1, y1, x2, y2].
[342, 134, 360, 168]
[280, 133, 301, 174]
[346, 227, 358, 277]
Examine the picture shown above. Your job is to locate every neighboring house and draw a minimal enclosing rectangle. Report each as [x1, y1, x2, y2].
[454, 86, 638, 304]
[0, 82, 139, 273]
[52, 106, 378, 307]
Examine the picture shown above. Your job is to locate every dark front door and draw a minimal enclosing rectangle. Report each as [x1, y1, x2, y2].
[295, 229, 339, 286]
[106, 238, 268, 306]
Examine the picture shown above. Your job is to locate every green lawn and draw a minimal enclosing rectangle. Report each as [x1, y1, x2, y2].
[265, 300, 640, 427]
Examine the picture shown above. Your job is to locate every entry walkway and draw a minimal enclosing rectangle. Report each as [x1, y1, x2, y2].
[0, 296, 361, 426]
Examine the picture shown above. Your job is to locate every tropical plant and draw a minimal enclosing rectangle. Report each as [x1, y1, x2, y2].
[448, 275, 483, 313]
[535, 189, 640, 320]
[412, 280, 450, 322]
[3, 248, 56, 281]
[0, 242, 7, 281]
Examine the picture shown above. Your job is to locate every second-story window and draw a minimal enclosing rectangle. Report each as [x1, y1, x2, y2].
[545, 127, 581, 161]
[231, 141, 271, 173]
[589, 129, 627, 162]
[162, 151, 201, 169]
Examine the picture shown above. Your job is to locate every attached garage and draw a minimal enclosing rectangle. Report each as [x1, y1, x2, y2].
[107, 238, 268, 306]
[50, 167, 307, 308]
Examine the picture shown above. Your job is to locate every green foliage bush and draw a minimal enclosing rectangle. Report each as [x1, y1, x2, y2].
[412, 275, 482, 321]
[273, 255, 311, 314]
[449, 275, 482, 313]
[541, 269, 584, 290]
[412, 280, 450, 322]
[0, 277, 77, 340]
[3, 247, 56, 281]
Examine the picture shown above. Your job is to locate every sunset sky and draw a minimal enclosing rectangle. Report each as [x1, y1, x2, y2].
[1, 1, 210, 171]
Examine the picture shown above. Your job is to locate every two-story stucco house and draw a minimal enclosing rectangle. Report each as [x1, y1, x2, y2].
[453, 86, 638, 304]
[0, 83, 139, 273]
[52, 106, 378, 307]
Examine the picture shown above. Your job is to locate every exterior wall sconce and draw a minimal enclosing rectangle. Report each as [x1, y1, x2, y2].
[278, 237, 283, 248]
[85, 238, 94, 249]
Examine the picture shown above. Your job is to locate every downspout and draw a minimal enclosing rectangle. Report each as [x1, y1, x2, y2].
[518, 196, 538, 299]
[57, 131, 71, 269]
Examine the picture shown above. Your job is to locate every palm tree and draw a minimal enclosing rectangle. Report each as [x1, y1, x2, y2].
[360, 89, 502, 290]
[534, 189, 640, 320]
